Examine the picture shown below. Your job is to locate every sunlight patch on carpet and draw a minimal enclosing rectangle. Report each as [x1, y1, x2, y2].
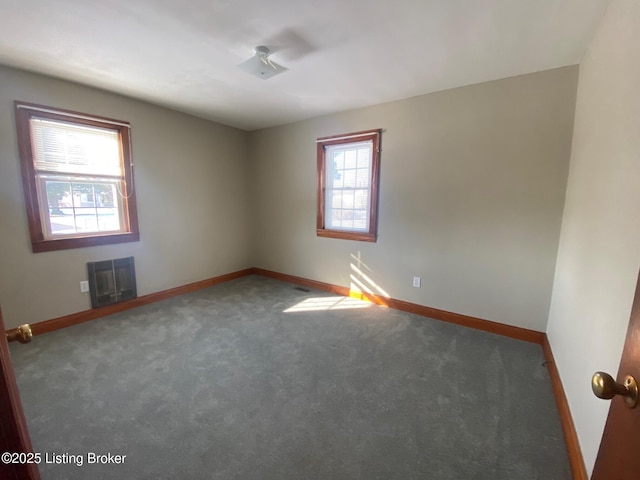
[284, 296, 372, 312]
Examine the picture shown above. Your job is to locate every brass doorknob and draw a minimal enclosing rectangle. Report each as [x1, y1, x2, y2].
[592, 371, 638, 408]
[5, 324, 32, 344]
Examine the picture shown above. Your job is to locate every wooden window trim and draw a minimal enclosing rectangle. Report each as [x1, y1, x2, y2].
[316, 129, 381, 242]
[14, 101, 139, 253]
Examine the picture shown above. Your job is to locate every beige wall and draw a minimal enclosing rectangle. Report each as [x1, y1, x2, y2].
[546, 1, 640, 474]
[249, 67, 578, 331]
[0, 65, 579, 334]
[0, 66, 252, 329]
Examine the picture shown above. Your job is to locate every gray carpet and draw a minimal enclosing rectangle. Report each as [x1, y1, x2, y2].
[10, 275, 571, 479]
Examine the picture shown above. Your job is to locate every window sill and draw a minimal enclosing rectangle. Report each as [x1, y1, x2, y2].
[31, 232, 140, 253]
[316, 229, 376, 242]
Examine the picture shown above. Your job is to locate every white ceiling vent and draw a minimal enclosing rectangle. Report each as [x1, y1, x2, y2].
[238, 46, 287, 80]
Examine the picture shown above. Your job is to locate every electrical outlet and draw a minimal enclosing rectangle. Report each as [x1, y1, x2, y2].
[80, 281, 89, 293]
[413, 276, 421, 288]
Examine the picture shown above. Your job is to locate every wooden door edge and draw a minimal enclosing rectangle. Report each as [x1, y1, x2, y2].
[0, 307, 41, 479]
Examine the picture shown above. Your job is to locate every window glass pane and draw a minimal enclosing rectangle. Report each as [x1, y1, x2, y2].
[49, 208, 76, 235]
[94, 183, 116, 208]
[97, 208, 120, 231]
[41, 176, 122, 237]
[344, 149, 357, 169]
[357, 148, 370, 168]
[355, 189, 369, 210]
[342, 191, 355, 208]
[333, 151, 344, 170]
[330, 191, 343, 210]
[356, 168, 370, 188]
[341, 210, 354, 229]
[31, 118, 122, 176]
[331, 209, 343, 228]
[45, 181, 71, 216]
[72, 183, 95, 207]
[332, 161, 344, 188]
[74, 208, 98, 232]
[353, 212, 367, 230]
[343, 169, 357, 188]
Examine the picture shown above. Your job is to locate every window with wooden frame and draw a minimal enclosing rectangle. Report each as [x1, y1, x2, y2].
[15, 102, 139, 253]
[316, 129, 381, 242]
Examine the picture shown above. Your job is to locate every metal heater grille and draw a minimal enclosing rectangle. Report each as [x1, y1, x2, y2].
[87, 256, 137, 308]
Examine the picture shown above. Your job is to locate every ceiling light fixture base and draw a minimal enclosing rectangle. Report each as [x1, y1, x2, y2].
[238, 45, 288, 80]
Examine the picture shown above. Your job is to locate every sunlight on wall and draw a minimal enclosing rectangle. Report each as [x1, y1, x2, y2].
[283, 296, 372, 313]
[350, 251, 390, 302]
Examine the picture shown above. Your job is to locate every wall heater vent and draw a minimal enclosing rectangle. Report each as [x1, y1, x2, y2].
[87, 256, 137, 308]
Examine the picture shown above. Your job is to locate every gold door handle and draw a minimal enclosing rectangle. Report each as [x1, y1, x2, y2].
[5, 324, 33, 344]
[592, 371, 638, 408]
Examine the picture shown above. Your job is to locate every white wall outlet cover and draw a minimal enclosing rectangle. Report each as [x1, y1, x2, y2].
[80, 281, 89, 293]
[413, 277, 421, 288]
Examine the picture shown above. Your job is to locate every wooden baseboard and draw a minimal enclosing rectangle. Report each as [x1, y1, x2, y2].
[252, 268, 351, 297]
[9, 266, 543, 345]
[8, 268, 254, 337]
[253, 268, 544, 344]
[543, 335, 587, 480]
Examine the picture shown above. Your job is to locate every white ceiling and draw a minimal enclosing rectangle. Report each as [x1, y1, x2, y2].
[0, 0, 609, 131]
